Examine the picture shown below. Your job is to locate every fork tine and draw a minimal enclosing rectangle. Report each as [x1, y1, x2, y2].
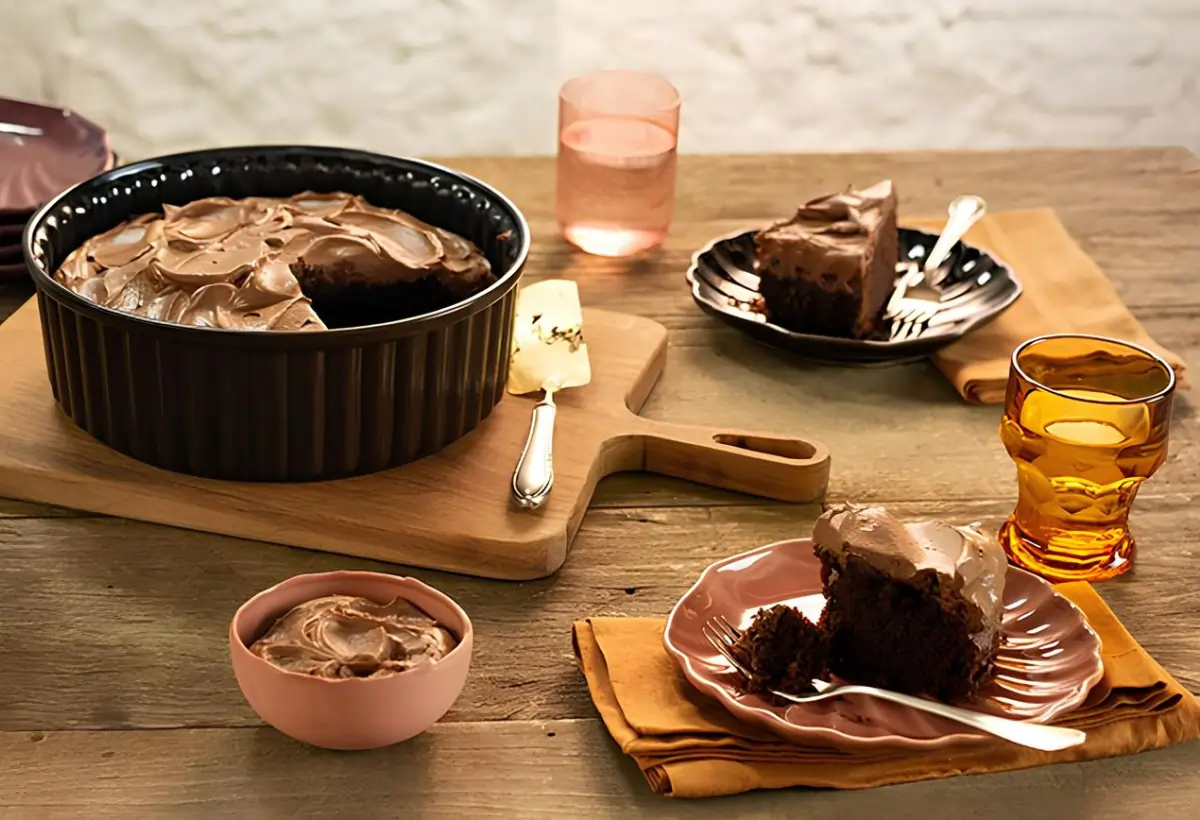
[897, 299, 932, 322]
[887, 304, 910, 337]
[940, 278, 976, 301]
[707, 622, 735, 648]
[898, 302, 937, 338]
[704, 622, 820, 705]
[911, 301, 942, 338]
[702, 625, 750, 677]
[884, 265, 918, 317]
[904, 308, 938, 340]
[892, 319, 916, 340]
[701, 625, 727, 654]
[889, 312, 912, 341]
[886, 300, 915, 323]
[714, 615, 743, 642]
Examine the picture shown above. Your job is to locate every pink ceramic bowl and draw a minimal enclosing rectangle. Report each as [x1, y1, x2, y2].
[230, 571, 473, 750]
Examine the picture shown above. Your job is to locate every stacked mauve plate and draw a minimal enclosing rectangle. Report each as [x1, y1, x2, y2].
[0, 97, 114, 279]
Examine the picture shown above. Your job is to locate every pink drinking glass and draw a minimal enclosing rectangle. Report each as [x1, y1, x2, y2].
[556, 70, 681, 258]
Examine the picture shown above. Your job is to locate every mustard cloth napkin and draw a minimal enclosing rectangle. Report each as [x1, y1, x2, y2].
[906, 209, 1188, 404]
[572, 582, 1200, 798]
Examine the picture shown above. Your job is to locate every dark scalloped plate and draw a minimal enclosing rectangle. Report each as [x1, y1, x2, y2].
[686, 227, 1022, 366]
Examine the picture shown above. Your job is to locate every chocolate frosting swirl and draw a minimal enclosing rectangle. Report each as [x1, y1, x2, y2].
[249, 594, 458, 679]
[754, 179, 897, 286]
[790, 179, 895, 238]
[54, 192, 493, 331]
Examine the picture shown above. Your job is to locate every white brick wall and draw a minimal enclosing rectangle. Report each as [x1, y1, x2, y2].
[1, 0, 1196, 158]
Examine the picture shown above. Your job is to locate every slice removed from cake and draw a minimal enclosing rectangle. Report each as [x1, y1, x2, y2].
[732, 604, 830, 696]
[754, 180, 899, 339]
[813, 503, 1007, 702]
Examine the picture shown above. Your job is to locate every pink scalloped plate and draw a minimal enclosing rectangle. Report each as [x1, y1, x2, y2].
[0, 97, 113, 215]
[663, 538, 1104, 750]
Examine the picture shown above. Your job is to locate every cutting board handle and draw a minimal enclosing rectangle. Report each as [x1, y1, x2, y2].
[626, 418, 831, 503]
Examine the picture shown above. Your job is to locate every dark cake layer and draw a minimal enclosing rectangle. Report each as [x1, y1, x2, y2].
[293, 260, 487, 329]
[758, 272, 878, 339]
[732, 604, 829, 697]
[816, 550, 999, 702]
[303, 278, 462, 329]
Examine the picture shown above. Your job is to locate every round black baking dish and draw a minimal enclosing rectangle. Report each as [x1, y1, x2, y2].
[22, 146, 530, 481]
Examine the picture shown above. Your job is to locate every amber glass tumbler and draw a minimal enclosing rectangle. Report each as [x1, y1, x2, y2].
[999, 334, 1176, 581]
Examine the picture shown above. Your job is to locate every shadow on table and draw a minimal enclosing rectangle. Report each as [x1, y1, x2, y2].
[707, 328, 968, 407]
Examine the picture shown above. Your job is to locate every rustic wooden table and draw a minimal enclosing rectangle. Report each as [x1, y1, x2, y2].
[2, 150, 1198, 819]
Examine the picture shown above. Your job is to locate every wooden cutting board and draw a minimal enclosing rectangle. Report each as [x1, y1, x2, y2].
[0, 299, 830, 580]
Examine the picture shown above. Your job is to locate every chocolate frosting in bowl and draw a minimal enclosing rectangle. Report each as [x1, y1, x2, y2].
[53, 192, 493, 331]
[249, 594, 458, 679]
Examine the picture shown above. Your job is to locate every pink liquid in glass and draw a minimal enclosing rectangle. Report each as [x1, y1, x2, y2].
[556, 71, 681, 258]
[557, 116, 677, 257]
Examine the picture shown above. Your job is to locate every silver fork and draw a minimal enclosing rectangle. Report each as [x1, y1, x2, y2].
[887, 294, 942, 343]
[888, 274, 1003, 342]
[885, 195, 987, 341]
[702, 615, 1086, 752]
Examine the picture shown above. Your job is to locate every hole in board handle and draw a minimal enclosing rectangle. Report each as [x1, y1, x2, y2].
[711, 434, 817, 461]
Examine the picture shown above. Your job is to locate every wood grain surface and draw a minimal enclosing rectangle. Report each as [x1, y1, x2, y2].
[0, 304, 829, 580]
[2, 149, 1199, 819]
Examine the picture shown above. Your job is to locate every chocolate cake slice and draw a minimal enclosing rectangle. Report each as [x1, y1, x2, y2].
[732, 604, 829, 696]
[813, 504, 1007, 702]
[754, 180, 899, 339]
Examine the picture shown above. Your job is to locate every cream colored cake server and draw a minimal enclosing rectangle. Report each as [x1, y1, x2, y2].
[507, 279, 593, 510]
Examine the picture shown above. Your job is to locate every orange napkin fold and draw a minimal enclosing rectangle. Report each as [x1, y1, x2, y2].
[906, 209, 1187, 404]
[572, 582, 1200, 798]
